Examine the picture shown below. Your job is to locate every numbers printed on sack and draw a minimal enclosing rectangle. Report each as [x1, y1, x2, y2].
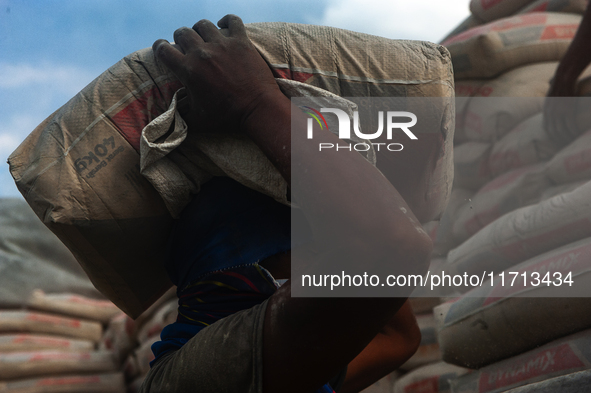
[73, 136, 125, 178]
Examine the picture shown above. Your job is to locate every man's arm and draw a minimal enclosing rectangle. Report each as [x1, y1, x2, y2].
[153, 16, 432, 393]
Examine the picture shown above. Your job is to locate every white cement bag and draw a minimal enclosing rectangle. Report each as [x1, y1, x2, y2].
[98, 313, 134, 363]
[470, 0, 537, 23]
[453, 142, 493, 191]
[0, 199, 101, 309]
[437, 237, 591, 368]
[394, 362, 469, 393]
[433, 189, 475, 258]
[452, 163, 551, 243]
[0, 350, 117, 380]
[447, 180, 591, 277]
[26, 290, 120, 324]
[0, 311, 102, 343]
[488, 113, 558, 177]
[440, 15, 484, 44]
[462, 62, 557, 142]
[135, 299, 176, 344]
[0, 334, 93, 353]
[0, 373, 125, 393]
[539, 180, 586, 200]
[443, 13, 580, 79]
[518, 0, 589, 15]
[545, 129, 591, 185]
[451, 329, 591, 392]
[501, 369, 591, 393]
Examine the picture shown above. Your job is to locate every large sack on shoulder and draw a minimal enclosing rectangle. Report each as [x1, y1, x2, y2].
[447, 180, 591, 277]
[0, 199, 101, 308]
[452, 163, 550, 242]
[443, 13, 580, 79]
[394, 362, 469, 393]
[488, 113, 558, 177]
[470, 0, 537, 23]
[518, 0, 589, 15]
[451, 330, 591, 392]
[8, 23, 454, 319]
[461, 62, 557, 142]
[437, 237, 591, 369]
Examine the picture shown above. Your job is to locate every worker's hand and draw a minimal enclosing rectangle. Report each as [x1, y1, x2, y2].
[152, 15, 283, 131]
[543, 72, 581, 146]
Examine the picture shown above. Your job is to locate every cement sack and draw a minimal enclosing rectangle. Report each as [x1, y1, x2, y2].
[0, 311, 102, 343]
[401, 313, 440, 370]
[0, 199, 101, 308]
[518, 0, 589, 15]
[0, 335, 93, 353]
[122, 353, 140, 381]
[461, 62, 557, 142]
[26, 290, 120, 324]
[98, 313, 134, 363]
[443, 13, 580, 80]
[452, 163, 551, 243]
[8, 23, 454, 319]
[453, 142, 493, 191]
[433, 189, 474, 258]
[360, 372, 400, 393]
[470, 0, 537, 23]
[440, 15, 484, 44]
[488, 113, 558, 177]
[546, 129, 591, 185]
[135, 299, 176, 344]
[447, 179, 591, 277]
[454, 80, 487, 144]
[0, 350, 116, 380]
[451, 330, 591, 392]
[0, 373, 125, 393]
[539, 180, 586, 200]
[437, 237, 591, 368]
[393, 362, 469, 393]
[501, 369, 591, 393]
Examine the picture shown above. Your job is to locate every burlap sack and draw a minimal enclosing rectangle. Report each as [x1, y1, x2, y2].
[451, 330, 591, 392]
[488, 113, 558, 177]
[443, 13, 581, 80]
[0, 334, 93, 353]
[0, 311, 102, 343]
[393, 362, 469, 393]
[0, 350, 117, 380]
[8, 23, 454, 318]
[437, 237, 591, 368]
[452, 163, 551, 242]
[470, 0, 537, 23]
[518, 0, 589, 15]
[0, 373, 125, 393]
[447, 180, 591, 277]
[26, 290, 120, 324]
[461, 62, 557, 142]
[453, 141, 493, 190]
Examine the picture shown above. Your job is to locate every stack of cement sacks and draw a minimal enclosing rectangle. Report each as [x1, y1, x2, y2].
[412, 0, 591, 392]
[0, 199, 125, 392]
[100, 289, 177, 393]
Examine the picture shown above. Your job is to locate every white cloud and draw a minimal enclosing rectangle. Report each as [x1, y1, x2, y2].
[317, 0, 471, 42]
[0, 62, 95, 95]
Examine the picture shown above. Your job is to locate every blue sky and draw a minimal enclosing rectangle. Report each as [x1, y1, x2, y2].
[0, 0, 469, 197]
